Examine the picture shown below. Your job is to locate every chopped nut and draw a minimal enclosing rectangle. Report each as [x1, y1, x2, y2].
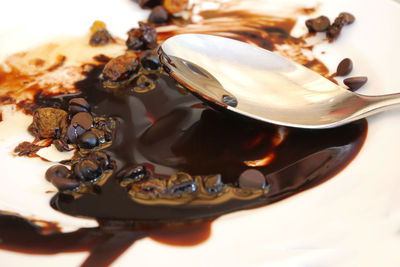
[167, 172, 197, 194]
[305, 16, 330, 33]
[326, 12, 355, 42]
[101, 51, 140, 87]
[28, 108, 68, 139]
[126, 22, 158, 51]
[89, 20, 113, 46]
[163, 0, 188, 14]
[132, 179, 167, 196]
[133, 75, 155, 93]
[14, 141, 41, 157]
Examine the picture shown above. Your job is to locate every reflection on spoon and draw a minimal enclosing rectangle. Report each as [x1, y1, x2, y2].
[160, 34, 399, 129]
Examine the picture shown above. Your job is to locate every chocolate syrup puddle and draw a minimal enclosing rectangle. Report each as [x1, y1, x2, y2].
[0, 67, 367, 265]
[0, 63, 367, 265]
[0, 212, 210, 267]
[44, 66, 367, 221]
[0, 5, 368, 267]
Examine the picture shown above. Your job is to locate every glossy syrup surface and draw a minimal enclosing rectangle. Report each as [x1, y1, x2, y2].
[0, 7, 368, 266]
[50, 66, 367, 221]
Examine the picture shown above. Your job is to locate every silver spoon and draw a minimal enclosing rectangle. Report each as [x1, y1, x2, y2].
[159, 33, 399, 129]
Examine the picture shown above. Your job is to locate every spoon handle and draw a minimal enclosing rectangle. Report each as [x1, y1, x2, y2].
[360, 93, 400, 117]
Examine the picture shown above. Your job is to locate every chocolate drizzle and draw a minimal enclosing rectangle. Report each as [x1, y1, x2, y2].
[0, 213, 209, 267]
[0, 6, 368, 267]
[37, 65, 365, 221]
[0, 65, 367, 265]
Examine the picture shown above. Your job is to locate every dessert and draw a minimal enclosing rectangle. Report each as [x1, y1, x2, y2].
[0, 0, 392, 266]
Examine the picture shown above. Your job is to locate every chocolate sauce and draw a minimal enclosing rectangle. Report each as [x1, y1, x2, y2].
[44, 64, 367, 222]
[0, 66, 367, 266]
[0, 212, 210, 265]
[0, 6, 368, 266]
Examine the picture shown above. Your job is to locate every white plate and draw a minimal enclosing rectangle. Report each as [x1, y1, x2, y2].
[0, 0, 399, 266]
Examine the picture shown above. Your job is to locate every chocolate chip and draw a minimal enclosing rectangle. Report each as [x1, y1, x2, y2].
[68, 98, 90, 115]
[79, 131, 99, 149]
[239, 169, 266, 190]
[136, 0, 162, 9]
[140, 50, 161, 72]
[88, 128, 105, 143]
[122, 165, 147, 180]
[73, 159, 100, 181]
[343, 76, 368, 91]
[149, 6, 169, 25]
[339, 12, 355, 24]
[68, 104, 88, 115]
[336, 58, 353, 76]
[51, 177, 80, 191]
[67, 124, 86, 144]
[305, 16, 330, 32]
[88, 151, 112, 169]
[45, 165, 70, 182]
[70, 112, 93, 130]
[119, 165, 148, 187]
[167, 172, 197, 194]
[204, 174, 224, 193]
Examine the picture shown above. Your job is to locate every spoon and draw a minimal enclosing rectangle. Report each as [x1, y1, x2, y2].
[159, 33, 399, 129]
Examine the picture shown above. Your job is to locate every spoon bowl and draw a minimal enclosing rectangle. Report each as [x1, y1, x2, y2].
[159, 34, 400, 129]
